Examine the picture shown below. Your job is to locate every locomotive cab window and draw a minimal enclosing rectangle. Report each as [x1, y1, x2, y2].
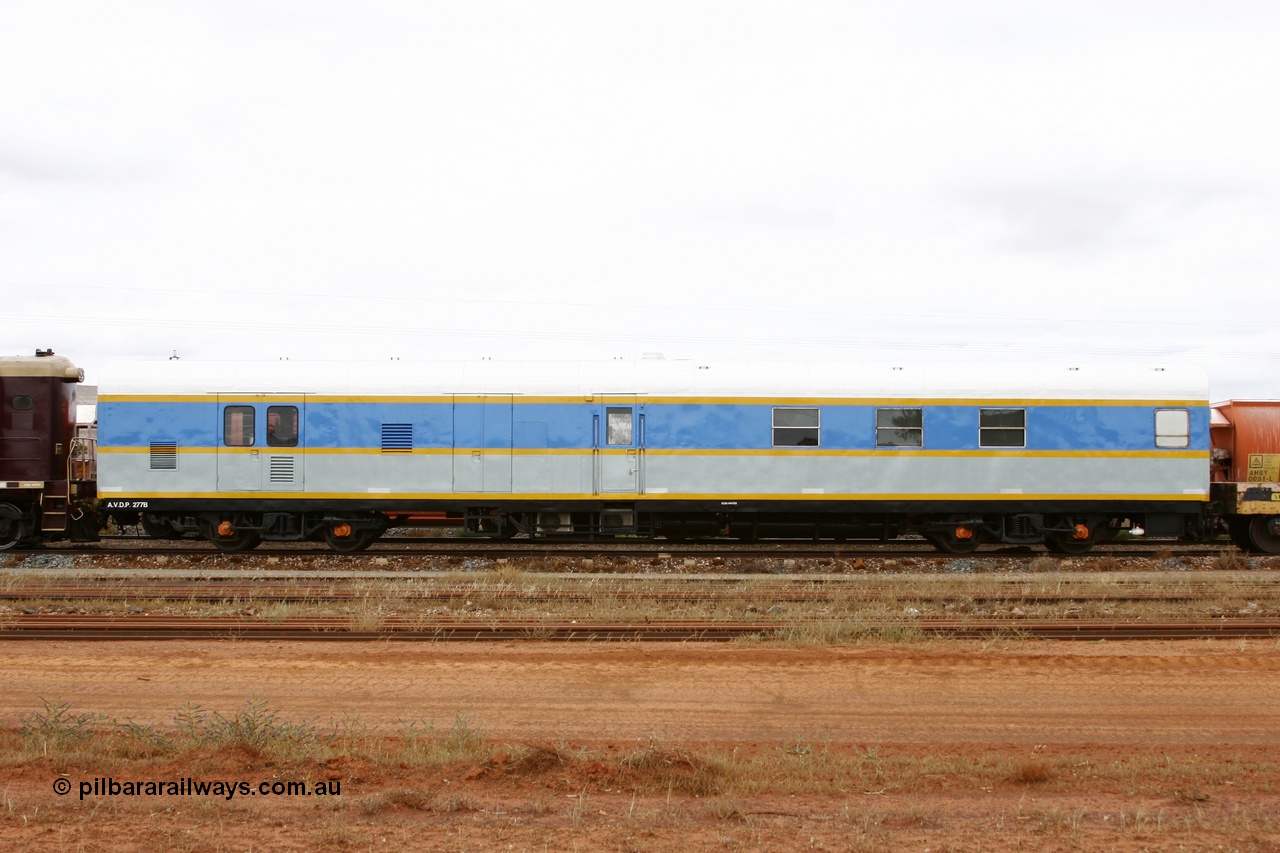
[876, 407, 923, 447]
[267, 406, 299, 447]
[223, 406, 255, 447]
[11, 395, 34, 411]
[606, 407, 633, 446]
[979, 408, 1025, 448]
[773, 408, 820, 447]
[1155, 408, 1190, 448]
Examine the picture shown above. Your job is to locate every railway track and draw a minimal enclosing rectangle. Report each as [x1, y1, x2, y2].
[3, 579, 1279, 605]
[4, 539, 1240, 561]
[1, 614, 1275, 642]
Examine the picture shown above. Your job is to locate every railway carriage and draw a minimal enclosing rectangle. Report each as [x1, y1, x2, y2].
[95, 358, 1213, 552]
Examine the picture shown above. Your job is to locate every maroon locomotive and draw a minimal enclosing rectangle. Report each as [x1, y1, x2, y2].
[0, 349, 98, 549]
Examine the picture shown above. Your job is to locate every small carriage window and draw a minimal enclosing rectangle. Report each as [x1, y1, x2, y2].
[606, 407, 633, 446]
[980, 408, 1025, 448]
[12, 395, 34, 410]
[876, 408, 923, 447]
[267, 406, 299, 447]
[223, 406, 255, 447]
[773, 408, 820, 447]
[1155, 409, 1190, 448]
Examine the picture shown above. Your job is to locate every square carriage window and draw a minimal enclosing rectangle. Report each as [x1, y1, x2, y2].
[1155, 408, 1190, 448]
[606, 407, 633, 446]
[11, 395, 34, 411]
[876, 407, 923, 447]
[979, 408, 1025, 448]
[223, 406, 255, 447]
[267, 406, 299, 447]
[773, 407, 820, 447]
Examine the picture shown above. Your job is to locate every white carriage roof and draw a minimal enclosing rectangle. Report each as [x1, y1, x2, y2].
[98, 358, 1210, 401]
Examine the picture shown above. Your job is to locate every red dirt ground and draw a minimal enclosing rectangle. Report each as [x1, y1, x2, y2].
[2, 639, 1279, 851]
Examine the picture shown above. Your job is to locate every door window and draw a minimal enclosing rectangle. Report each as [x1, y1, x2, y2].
[223, 406, 255, 447]
[267, 406, 299, 447]
[606, 408, 633, 446]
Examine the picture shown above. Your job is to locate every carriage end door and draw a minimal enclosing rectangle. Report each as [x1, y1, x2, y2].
[596, 397, 642, 493]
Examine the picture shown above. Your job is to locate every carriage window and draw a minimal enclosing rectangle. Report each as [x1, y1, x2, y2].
[1155, 409, 1190, 448]
[267, 406, 299, 447]
[876, 407, 923, 447]
[11, 395, 34, 410]
[606, 407, 633, 446]
[773, 408, 820, 447]
[980, 408, 1025, 448]
[223, 406, 255, 447]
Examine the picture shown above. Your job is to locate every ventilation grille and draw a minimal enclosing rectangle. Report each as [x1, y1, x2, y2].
[269, 456, 295, 483]
[149, 442, 177, 470]
[381, 423, 413, 453]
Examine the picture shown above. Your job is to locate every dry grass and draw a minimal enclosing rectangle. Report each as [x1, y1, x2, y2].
[1010, 757, 1053, 784]
[3, 698, 1280, 853]
[620, 741, 725, 796]
[1211, 549, 1251, 571]
[509, 741, 576, 775]
[355, 786, 434, 814]
[10, 696, 1269, 799]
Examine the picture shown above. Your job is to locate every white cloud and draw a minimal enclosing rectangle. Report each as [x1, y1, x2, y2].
[1, 1, 1277, 399]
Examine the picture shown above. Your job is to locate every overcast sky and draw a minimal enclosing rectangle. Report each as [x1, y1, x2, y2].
[3, 1, 1277, 398]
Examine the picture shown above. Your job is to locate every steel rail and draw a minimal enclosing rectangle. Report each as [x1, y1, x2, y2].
[2, 615, 1276, 642]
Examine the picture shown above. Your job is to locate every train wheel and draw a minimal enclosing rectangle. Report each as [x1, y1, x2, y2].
[0, 504, 29, 550]
[0, 521, 26, 551]
[1044, 522, 1097, 554]
[1247, 517, 1280, 554]
[206, 518, 261, 552]
[209, 531, 261, 552]
[924, 518, 982, 554]
[141, 514, 182, 540]
[925, 533, 980, 554]
[323, 524, 376, 552]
